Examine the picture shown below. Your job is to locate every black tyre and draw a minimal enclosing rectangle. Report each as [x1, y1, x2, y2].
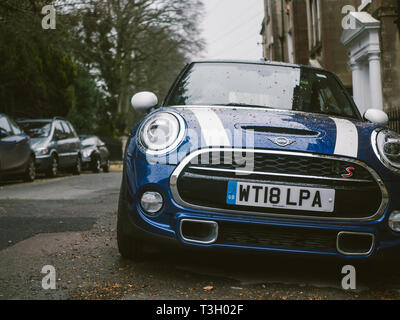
[117, 215, 142, 260]
[73, 156, 81, 175]
[103, 159, 110, 173]
[46, 155, 58, 178]
[91, 156, 101, 173]
[23, 156, 36, 182]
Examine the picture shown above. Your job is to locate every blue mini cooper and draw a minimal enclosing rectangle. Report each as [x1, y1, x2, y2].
[118, 60, 400, 261]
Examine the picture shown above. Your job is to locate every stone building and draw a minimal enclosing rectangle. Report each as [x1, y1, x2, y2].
[261, 0, 359, 90]
[341, 0, 400, 130]
[260, 0, 400, 129]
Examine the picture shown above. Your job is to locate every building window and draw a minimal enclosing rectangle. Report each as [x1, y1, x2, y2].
[266, 0, 272, 22]
[316, 0, 321, 42]
[287, 32, 294, 63]
[309, 0, 321, 48]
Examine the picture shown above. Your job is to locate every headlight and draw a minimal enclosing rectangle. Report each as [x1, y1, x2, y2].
[35, 148, 49, 156]
[82, 149, 92, 158]
[389, 211, 400, 232]
[373, 129, 400, 173]
[138, 112, 185, 155]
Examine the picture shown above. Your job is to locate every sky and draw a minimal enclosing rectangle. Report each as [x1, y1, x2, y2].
[195, 0, 265, 61]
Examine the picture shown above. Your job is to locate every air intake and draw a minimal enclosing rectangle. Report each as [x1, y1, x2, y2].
[180, 219, 218, 245]
[336, 232, 374, 256]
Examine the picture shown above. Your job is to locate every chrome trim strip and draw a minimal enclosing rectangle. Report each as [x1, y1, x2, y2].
[179, 219, 218, 245]
[170, 148, 389, 222]
[35, 155, 52, 159]
[187, 166, 372, 183]
[336, 231, 375, 256]
[59, 152, 79, 157]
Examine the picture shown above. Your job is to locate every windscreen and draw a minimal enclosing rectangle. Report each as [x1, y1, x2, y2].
[19, 121, 52, 138]
[167, 62, 359, 119]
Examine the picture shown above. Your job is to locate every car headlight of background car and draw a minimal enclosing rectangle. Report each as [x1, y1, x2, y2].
[82, 148, 92, 158]
[373, 129, 400, 173]
[138, 112, 186, 155]
[35, 147, 49, 156]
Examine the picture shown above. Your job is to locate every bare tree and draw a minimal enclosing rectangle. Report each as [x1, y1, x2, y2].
[59, 0, 205, 119]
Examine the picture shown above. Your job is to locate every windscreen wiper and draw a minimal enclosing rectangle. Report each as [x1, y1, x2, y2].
[215, 103, 273, 109]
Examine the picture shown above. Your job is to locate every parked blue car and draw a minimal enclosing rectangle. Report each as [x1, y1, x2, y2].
[118, 60, 400, 262]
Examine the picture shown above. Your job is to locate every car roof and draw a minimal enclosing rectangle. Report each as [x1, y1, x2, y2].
[17, 118, 70, 123]
[17, 119, 52, 123]
[190, 59, 325, 72]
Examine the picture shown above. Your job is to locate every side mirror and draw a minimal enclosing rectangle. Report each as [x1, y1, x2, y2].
[131, 91, 158, 113]
[363, 109, 389, 126]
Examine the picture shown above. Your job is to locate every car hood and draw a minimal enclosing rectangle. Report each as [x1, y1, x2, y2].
[30, 137, 49, 150]
[165, 106, 382, 161]
[82, 145, 96, 150]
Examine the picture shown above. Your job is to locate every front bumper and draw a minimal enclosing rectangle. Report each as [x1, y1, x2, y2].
[35, 155, 52, 172]
[120, 156, 400, 260]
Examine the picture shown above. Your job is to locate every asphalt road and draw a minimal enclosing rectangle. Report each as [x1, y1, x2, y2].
[1, 172, 400, 300]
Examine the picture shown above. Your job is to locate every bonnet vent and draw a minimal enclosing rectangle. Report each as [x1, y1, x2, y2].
[240, 125, 319, 136]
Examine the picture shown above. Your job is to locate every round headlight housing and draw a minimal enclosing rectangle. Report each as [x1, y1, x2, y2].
[138, 112, 185, 155]
[373, 129, 400, 173]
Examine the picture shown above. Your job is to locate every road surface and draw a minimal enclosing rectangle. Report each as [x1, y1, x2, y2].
[1, 172, 400, 300]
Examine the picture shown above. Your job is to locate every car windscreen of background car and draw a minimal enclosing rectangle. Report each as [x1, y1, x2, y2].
[20, 122, 51, 138]
[168, 63, 358, 119]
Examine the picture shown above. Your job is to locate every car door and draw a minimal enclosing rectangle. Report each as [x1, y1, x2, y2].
[67, 121, 82, 160]
[53, 120, 69, 168]
[65, 121, 81, 163]
[0, 115, 31, 172]
[60, 121, 76, 166]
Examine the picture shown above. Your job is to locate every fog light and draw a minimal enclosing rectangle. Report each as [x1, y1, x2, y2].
[389, 211, 400, 232]
[140, 191, 163, 215]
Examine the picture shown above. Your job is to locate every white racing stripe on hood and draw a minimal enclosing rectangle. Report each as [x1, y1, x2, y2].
[190, 108, 231, 146]
[331, 118, 359, 158]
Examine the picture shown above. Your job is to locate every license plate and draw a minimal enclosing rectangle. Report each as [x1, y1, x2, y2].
[226, 181, 335, 213]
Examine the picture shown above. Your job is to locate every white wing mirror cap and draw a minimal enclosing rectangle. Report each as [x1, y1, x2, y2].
[364, 109, 389, 126]
[131, 92, 158, 113]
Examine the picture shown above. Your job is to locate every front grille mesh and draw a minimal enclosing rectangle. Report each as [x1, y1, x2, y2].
[190, 151, 373, 181]
[217, 222, 338, 252]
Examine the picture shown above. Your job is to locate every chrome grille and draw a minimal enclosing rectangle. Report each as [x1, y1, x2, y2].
[170, 149, 388, 222]
[190, 151, 373, 182]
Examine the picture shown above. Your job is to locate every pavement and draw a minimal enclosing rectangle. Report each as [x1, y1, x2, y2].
[1, 171, 400, 300]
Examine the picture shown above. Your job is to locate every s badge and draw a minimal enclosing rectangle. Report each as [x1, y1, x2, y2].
[342, 167, 355, 178]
